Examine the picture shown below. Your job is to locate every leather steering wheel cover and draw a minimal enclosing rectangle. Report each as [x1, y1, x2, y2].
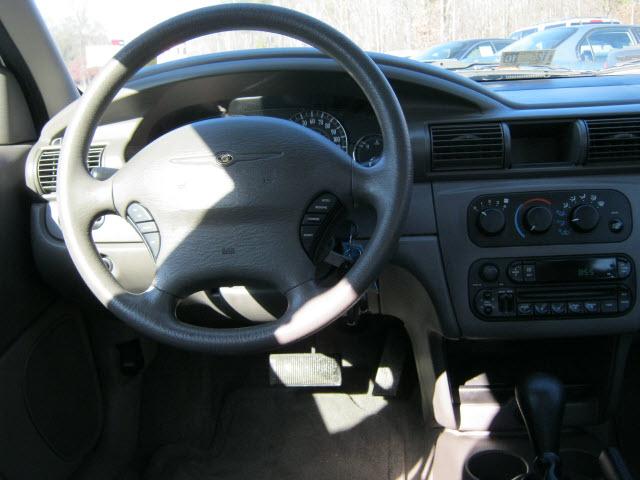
[57, 3, 413, 353]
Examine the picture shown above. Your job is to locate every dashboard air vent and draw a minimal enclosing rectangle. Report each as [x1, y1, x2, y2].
[36, 146, 104, 194]
[586, 117, 640, 164]
[430, 123, 504, 171]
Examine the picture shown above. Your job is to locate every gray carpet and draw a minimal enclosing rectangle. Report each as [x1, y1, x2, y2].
[143, 387, 421, 480]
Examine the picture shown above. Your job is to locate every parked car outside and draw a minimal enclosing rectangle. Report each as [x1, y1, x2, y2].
[509, 17, 621, 40]
[604, 45, 640, 68]
[411, 38, 514, 65]
[501, 24, 640, 70]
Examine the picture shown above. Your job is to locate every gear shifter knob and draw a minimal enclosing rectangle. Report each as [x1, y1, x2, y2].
[515, 373, 565, 458]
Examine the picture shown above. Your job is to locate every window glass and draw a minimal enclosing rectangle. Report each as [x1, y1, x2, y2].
[34, 0, 640, 85]
[579, 30, 634, 63]
[465, 43, 495, 60]
[414, 41, 469, 61]
[505, 27, 577, 52]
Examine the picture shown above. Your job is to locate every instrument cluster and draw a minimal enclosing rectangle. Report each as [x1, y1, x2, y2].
[288, 109, 382, 166]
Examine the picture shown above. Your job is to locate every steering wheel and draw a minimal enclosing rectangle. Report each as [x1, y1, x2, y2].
[57, 4, 412, 354]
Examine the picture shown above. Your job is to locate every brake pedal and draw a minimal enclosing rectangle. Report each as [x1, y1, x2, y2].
[269, 352, 342, 387]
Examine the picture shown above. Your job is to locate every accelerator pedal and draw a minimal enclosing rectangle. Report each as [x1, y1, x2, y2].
[269, 352, 342, 387]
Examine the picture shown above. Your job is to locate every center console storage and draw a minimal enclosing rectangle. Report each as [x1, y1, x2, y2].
[429, 335, 633, 479]
[432, 336, 628, 432]
[464, 450, 529, 480]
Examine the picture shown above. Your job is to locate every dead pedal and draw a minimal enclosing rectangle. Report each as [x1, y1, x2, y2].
[269, 353, 342, 387]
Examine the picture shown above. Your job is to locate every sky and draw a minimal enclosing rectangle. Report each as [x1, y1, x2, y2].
[34, 0, 245, 43]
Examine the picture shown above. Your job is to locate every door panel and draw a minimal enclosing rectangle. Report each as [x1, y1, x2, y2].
[0, 143, 53, 354]
[0, 62, 102, 479]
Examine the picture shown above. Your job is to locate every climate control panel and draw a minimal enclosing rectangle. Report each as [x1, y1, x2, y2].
[468, 190, 632, 246]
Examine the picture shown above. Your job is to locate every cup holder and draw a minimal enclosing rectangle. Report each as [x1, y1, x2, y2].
[464, 450, 529, 480]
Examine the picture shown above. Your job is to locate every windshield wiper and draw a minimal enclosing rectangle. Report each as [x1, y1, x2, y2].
[598, 58, 640, 74]
[452, 62, 579, 72]
[453, 63, 593, 81]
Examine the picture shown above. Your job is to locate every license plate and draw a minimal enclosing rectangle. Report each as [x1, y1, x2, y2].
[501, 49, 555, 66]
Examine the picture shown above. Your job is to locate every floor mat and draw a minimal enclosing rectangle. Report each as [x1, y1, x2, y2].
[144, 387, 418, 480]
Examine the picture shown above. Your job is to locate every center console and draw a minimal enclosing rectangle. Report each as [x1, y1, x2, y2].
[466, 189, 635, 323]
[432, 176, 640, 339]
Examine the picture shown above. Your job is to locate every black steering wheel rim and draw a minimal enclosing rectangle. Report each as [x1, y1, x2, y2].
[57, 3, 413, 354]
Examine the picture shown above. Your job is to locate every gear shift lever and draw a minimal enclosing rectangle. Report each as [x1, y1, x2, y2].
[515, 373, 565, 480]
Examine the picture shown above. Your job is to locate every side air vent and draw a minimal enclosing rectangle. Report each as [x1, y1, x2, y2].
[430, 123, 505, 171]
[586, 117, 640, 164]
[36, 146, 104, 194]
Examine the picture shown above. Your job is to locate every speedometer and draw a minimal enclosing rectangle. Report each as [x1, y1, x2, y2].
[290, 110, 348, 152]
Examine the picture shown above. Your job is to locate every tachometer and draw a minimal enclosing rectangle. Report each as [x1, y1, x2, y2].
[353, 134, 383, 167]
[290, 110, 348, 152]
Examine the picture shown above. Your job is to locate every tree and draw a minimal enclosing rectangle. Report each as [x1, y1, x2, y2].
[50, 0, 108, 88]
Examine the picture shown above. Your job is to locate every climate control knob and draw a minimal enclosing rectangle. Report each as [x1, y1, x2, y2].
[524, 205, 553, 234]
[570, 204, 600, 232]
[477, 208, 505, 235]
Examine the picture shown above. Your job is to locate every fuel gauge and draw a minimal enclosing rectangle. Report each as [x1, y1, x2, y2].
[353, 134, 383, 166]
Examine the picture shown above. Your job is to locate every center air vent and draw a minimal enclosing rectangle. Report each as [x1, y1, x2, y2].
[36, 146, 104, 194]
[586, 117, 640, 164]
[430, 123, 505, 171]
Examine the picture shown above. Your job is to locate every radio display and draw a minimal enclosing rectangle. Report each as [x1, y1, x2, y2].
[536, 257, 617, 282]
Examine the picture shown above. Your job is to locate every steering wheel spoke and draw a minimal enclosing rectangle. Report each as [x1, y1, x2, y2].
[60, 168, 115, 229]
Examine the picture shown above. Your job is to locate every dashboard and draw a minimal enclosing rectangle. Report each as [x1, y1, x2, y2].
[24, 49, 640, 340]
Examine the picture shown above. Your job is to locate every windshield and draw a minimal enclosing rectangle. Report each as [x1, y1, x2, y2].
[412, 41, 471, 61]
[35, 0, 640, 87]
[504, 27, 578, 52]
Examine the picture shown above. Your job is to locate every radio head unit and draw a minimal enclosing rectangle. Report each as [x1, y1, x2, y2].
[469, 255, 634, 321]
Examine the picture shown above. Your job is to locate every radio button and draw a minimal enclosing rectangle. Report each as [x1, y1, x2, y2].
[480, 263, 500, 282]
[601, 300, 618, 314]
[618, 290, 632, 312]
[568, 302, 584, 314]
[498, 292, 515, 313]
[617, 258, 632, 279]
[523, 263, 536, 282]
[551, 303, 567, 315]
[517, 303, 533, 316]
[584, 301, 600, 314]
[534, 303, 551, 315]
[508, 262, 524, 282]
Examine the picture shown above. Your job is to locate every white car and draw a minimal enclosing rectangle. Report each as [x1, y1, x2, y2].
[510, 17, 621, 40]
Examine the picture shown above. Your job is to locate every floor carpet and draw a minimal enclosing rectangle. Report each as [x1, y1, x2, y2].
[143, 387, 423, 480]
